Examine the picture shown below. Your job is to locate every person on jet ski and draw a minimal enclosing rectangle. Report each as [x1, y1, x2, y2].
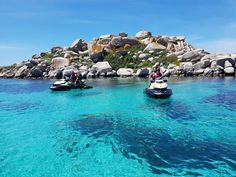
[150, 68, 162, 82]
[70, 72, 77, 83]
[75, 72, 84, 85]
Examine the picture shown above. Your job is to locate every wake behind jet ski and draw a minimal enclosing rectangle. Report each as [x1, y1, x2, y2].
[50, 71, 92, 91]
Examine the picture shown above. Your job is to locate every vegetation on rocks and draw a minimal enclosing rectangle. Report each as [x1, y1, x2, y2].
[1, 30, 236, 79]
[41, 53, 54, 61]
[104, 44, 179, 71]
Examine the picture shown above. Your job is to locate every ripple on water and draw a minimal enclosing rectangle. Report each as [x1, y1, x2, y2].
[142, 100, 195, 121]
[72, 91, 103, 97]
[0, 101, 40, 113]
[0, 80, 50, 94]
[204, 91, 236, 111]
[56, 114, 236, 175]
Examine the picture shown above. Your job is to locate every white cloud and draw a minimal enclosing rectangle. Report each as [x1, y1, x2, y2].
[195, 39, 236, 53]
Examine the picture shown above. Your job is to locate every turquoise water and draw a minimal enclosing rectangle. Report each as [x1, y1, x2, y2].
[0, 78, 236, 177]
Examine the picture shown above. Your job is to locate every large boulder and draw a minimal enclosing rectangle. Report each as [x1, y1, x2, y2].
[37, 61, 49, 72]
[224, 60, 233, 68]
[122, 38, 140, 46]
[51, 57, 69, 69]
[108, 37, 140, 49]
[48, 69, 63, 79]
[193, 60, 210, 70]
[136, 68, 151, 77]
[204, 67, 213, 76]
[63, 66, 79, 77]
[135, 31, 152, 39]
[15, 65, 28, 78]
[70, 39, 88, 52]
[119, 32, 128, 37]
[181, 50, 204, 62]
[109, 37, 125, 48]
[201, 54, 217, 61]
[144, 42, 166, 52]
[106, 70, 117, 77]
[117, 68, 134, 77]
[79, 65, 88, 72]
[87, 71, 96, 78]
[181, 62, 193, 72]
[32, 54, 41, 60]
[212, 55, 235, 68]
[91, 61, 112, 75]
[87, 42, 105, 62]
[224, 67, 235, 76]
[2, 70, 15, 78]
[51, 46, 63, 53]
[30, 68, 43, 77]
[193, 69, 204, 75]
[99, 34, 114, 39]
[25, 61, 36, 68]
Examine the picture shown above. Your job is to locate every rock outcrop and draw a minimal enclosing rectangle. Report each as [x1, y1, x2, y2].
[0, 30, 235, 79]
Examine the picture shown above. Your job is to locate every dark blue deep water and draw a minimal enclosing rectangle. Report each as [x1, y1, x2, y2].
[0, 78, 236, 177]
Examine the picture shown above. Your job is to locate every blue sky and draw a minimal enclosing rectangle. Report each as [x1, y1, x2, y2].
[0, 0, 236, 66]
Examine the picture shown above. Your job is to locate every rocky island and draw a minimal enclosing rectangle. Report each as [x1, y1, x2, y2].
[0, 30, 236, 79]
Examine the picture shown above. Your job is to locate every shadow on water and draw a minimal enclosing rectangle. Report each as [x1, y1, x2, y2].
[72, 91, 103, 97]
[203, 90, 236, 111]
[58, 114, 236, 175]
[141, 98, 195, 121]
[0, 101, 40, 113]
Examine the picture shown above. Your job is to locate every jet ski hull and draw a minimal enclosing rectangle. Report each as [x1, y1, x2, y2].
[50, 85, 71, 91]
[50, 83, 93, 91]
[144, 88, 172, 99]
[71, 84, 93, 89]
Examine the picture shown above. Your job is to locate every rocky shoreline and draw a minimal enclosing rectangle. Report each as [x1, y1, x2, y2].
[1, 31, 236, 80]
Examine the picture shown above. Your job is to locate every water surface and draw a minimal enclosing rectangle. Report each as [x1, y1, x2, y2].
[0, 78, 236, 177]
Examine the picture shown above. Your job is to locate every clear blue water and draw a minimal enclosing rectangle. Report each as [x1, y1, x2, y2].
[0, 78, 236, 177]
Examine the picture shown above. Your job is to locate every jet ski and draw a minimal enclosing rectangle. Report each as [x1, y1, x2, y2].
[144, 79, 172, 99]
[50, 79, 93, 91]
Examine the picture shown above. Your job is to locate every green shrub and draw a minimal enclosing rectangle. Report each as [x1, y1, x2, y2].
[0, 64, 16, 72]
[127, 44, 146, 53]
[104, 43, 180, 70]
[104, 53, 126, 70]
[152, 53, 180, 66]
[42, 53, 54, 61]
[140, 61, 153, 68]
